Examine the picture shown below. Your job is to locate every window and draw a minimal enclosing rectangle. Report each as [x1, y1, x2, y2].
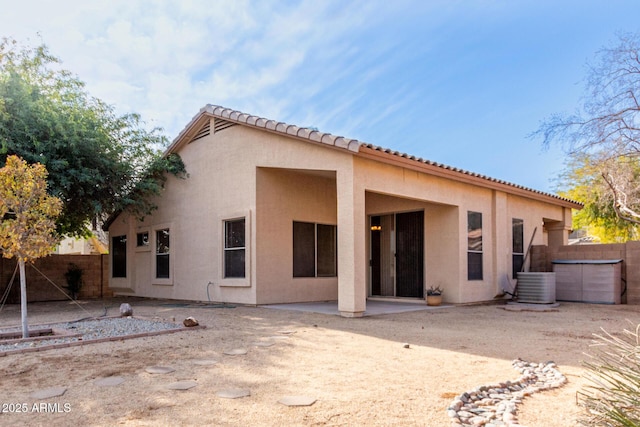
[467, 211, 483, 280]
[512, 218, 524, 278]
[136, 232, 149, 247]
[293, 221, 337, 278]
[112, 235, 127, 278]
[156, 229, 170, 279]
[224, 218, 245, 278]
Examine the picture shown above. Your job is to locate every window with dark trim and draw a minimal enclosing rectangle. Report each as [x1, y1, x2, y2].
[512, 218, 524, 278]
[467, 211, 483, 280]
[156, 229, 170, 279]
[112, 235, 127, 278]
[224, 218, 245, 278]
[293, 221, 337, 278]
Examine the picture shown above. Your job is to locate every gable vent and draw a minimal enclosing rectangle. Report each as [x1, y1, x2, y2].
[214, 118, 236, 133]
[189, 121, 211, 143]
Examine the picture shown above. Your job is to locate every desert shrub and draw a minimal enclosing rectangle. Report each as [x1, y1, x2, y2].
[578, 323, 640, 426]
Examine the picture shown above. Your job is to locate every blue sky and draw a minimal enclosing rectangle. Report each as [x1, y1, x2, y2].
[1, 1, 640, 193]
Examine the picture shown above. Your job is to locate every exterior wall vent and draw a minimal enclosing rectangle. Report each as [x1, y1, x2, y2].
[516, 272, 556, 304]
[214, 118, 236, 133]
[189, 121, 210, 143]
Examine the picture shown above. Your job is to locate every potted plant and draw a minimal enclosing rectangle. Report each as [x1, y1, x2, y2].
[426, 286, 443, 306]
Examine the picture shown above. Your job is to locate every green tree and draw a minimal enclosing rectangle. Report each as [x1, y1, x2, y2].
[0, 155, 62, 338]
[0, 38, 186, 237]
[536, 32, 640, 235]
[556, 155, 639, 242]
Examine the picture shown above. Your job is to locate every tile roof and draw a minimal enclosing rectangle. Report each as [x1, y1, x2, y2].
[169, 104, 581, 209]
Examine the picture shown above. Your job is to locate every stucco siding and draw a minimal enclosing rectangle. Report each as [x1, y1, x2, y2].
[255, 168, 338, 304]
[106, 114, 575, 309]
[353, 156, 571, 303]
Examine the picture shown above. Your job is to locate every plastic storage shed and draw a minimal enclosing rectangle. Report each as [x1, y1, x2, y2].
[552, 260, 623, 304]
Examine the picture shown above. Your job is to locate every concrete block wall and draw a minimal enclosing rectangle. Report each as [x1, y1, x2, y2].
[0, 254, 112, 303]
[531, 242, 640, 304]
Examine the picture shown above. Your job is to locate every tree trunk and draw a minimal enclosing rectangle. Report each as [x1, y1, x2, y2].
[19, 258, 28, 338]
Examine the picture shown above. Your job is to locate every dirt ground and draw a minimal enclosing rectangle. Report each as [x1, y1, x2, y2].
[0, 298, 638, 427]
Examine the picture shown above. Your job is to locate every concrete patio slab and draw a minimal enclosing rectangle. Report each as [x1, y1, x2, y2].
[262, 299, 453, 316]
[503, 302, 560, 312]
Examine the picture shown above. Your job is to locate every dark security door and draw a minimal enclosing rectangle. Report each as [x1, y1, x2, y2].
[396, 211, 424, 298]
[370, 211, 424, 298]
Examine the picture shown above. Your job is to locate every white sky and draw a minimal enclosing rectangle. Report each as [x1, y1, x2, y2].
[2, 0, 640, 192]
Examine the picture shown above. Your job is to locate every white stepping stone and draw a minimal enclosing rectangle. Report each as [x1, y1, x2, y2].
[192, 359, 218, 366]
[145, 366, 175, 374]
[166, 381, 198, 390]
[216, 389, 251, 399]
[223, 348, 248, 356]
[253, 341, 275, 347]
[278, 396, 316, 407]
[31, 386, 67, 399]
[94, 376, 125, 387]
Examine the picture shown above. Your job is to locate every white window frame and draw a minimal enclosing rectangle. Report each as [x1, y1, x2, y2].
[219, 211, 251, 287]
[152, 223, 173, 286]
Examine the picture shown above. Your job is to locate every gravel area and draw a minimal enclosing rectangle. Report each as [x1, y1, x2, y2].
[0, 317, 182, 353]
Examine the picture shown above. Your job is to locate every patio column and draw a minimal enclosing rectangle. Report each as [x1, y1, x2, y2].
[336, 168, 367, 317]
[492, 191, 510, 295]
[546, 207, 573, 249]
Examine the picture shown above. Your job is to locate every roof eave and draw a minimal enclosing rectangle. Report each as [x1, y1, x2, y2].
[357, 145, 583, 210]
[164, 104, 582, 211]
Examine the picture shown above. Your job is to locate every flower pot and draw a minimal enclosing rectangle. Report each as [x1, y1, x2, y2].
[426, 295, 442, 306]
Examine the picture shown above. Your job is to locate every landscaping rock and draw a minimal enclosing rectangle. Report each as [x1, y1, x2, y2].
[183, 316, 199, 327]
[446, 359, 566, 426]
[119, 303, 133, 317]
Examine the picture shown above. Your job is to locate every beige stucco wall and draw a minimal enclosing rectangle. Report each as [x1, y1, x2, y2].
[255, 168, 338, 304]
[352, 156, 570, 304]
[109, 121, 352, 304]
[108, 117, 573, 309]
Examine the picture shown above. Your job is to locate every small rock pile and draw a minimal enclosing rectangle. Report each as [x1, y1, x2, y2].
[447, 359, 566, 427]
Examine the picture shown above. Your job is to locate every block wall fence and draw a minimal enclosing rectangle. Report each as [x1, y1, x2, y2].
[530, 242, 640, 305]
[3, 246, 639, 304]
[0, 254, 112, 303]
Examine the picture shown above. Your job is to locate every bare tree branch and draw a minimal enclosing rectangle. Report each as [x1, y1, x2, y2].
[535, 32, 640, 229]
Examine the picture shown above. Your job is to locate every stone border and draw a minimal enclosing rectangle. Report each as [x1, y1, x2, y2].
[447, 359, 567, 426]
[0, 322, 205, 357]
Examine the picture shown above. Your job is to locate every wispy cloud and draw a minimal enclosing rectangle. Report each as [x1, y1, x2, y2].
[2, 0, 640, 191]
